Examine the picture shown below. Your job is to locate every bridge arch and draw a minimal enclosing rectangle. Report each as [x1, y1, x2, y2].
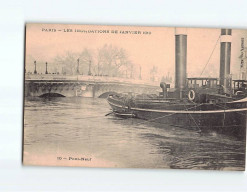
[98, 91, 117, 98]
[39, 93, 65, 98]
[26, 79, 160, 98]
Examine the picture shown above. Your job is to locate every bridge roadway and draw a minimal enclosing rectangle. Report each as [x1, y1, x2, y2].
[25, 74, 161, 98]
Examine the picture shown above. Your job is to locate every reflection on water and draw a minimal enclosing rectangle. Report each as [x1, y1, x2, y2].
[24, 97, 246, 170]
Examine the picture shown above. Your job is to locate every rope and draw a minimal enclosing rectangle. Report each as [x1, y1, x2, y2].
[133, 102, 246, 126]
[134, 103, 204, 125]
[200, 35, 221, 76]
[105, 112, 114, 116]
[183, 105, 202, 132]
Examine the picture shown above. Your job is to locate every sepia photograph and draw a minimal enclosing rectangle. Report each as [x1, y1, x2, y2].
[23, 23, 247, 170]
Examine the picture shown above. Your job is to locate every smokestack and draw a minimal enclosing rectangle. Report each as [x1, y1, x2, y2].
[175, 28, 187, 98]
[219, 29, 232, 92]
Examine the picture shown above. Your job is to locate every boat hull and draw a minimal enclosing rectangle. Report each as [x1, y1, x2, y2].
[107, 95, 247, 137]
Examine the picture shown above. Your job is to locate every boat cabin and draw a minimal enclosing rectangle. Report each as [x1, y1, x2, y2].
[233, 79, 247, 94]
[187, 77, 219, 89]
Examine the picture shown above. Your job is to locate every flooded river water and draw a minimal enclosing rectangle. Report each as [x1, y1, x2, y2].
[23, 97, 246, 170]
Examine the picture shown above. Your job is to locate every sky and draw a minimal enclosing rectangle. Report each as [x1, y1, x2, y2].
[25, 23, 247, 81]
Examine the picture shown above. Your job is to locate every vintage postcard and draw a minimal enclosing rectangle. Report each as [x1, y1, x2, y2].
[23, 23, 247, 170]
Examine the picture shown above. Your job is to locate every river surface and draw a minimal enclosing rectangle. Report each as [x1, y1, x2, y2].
[23, 97, 246, 170]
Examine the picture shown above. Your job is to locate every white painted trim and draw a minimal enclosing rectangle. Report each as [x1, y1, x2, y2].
[132, 107, 247, 114]
[107, 99, 128, 109]
[107, 99, 247, 114]
[221, 35, 232, 42]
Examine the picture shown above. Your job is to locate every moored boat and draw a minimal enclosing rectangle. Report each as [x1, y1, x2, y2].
[107, 93, 247, 135]
[106, 28, 247, 137]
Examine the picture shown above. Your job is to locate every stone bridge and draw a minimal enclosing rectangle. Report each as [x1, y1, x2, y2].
[25, 74, 160, 98]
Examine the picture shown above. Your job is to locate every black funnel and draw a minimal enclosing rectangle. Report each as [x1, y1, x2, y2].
[219, 29, 232, 92]
[175, 31, 187, 98]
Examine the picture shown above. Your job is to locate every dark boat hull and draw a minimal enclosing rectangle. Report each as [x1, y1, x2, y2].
[107, 95, 247, 137]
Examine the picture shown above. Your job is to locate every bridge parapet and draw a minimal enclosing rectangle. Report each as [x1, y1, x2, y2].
[25, 74, 161, 98]
[25, 74, 159, 86]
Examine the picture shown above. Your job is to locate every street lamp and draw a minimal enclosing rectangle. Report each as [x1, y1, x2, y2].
[45, 62, 48, 74]
[77, 58, 80, 74]
[88, 60, 92, 76]
[34, 60, 37, 74]
[139, 66, 142, 80]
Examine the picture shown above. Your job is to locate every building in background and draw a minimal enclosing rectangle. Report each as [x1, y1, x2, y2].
[239, 38, 247, 80]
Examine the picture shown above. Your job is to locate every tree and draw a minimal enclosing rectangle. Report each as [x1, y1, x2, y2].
[51, 45, 136, 77]
[150, 66, 158, 81]
[77, 48, 94, 75]
[54, 51, 77, 75]
[96, 44, 134, 77]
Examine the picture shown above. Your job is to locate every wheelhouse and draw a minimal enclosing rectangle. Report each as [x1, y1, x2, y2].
[187, 77, 219, 89]
[233, 80, 247, 94]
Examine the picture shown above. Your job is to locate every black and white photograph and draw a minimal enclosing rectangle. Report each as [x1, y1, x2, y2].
[23, 23, 246, 170]
[1, 0, 247, 192]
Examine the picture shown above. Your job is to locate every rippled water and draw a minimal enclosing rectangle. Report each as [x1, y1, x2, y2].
[23, 97, 246, 170]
